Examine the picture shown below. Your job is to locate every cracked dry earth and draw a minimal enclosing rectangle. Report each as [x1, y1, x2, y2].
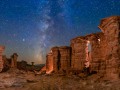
[0, 70, 120, 90]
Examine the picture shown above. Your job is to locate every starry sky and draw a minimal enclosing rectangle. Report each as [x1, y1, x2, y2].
[0, 0, 120, 64]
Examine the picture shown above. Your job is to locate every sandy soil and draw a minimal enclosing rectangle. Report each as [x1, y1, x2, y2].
[0, 69, 120, 90]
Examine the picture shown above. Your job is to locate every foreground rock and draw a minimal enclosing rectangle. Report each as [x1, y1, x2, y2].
[1, 74, 120, 90]
[0, 46, 5, 72]
[0, 69, 38, 89]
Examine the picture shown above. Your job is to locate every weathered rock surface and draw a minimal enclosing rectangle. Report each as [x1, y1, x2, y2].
[11, 53, 18, 68]
[45, 16, 120, 81]
[45, 46, 71, 74]
[46, 52, 53, 74]
[51, 47, 60, 72]
[59, 46, 71, 72]
[0, 46, 5, 72]
[99, 16, 120, 80]
[71, 36, 86, 71]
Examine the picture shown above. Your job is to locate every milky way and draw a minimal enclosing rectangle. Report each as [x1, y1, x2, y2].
[0, 0, 120, 64]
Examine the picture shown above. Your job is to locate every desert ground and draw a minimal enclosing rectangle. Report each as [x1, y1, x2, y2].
[0, 69, 120, 90]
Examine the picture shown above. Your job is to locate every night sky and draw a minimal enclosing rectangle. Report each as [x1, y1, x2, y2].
[0, 0, 120, 64]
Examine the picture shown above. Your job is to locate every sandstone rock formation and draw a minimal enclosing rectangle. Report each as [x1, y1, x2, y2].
[11, 53, 18, 68]
[0, 53, 19, 71]
[45, 16, 120, 80]
[46, 52, 53, 74]
[45, 46, 71, 74]
[98, 16, 120, 80]
[0, 46, 5, 72]
[51, 47, 60, 72]
[17, 60, 27, 70]
[70, 36, 86, 71]
[59, 46, 71, 72]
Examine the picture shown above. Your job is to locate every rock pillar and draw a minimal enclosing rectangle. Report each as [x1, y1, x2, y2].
[0, 46, 5, 72]
[11, 53, 18, 68]
[59, 46, 71, 72]
[51, 47, 60, 72]
[70, 37, 86, 70]
[46, 52, 53, 74]
[99, 16, 120, 80]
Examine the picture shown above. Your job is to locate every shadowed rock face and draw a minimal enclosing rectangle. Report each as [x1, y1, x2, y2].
[11, 53, 18, 68]
[59, 46, 71, 72]
[45, 16, 120, 80]
[1, 53, 19, 72]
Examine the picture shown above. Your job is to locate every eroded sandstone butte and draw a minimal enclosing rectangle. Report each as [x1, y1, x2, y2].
[42, 16, 120, 80]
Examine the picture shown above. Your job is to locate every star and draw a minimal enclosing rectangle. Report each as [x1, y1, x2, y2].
[22, 39, 25, 42]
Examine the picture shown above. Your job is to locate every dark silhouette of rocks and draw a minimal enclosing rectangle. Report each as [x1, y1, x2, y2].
[11, 53, 18, 68]
[17, 60, 27, 70]
[2, 53, 19, 71]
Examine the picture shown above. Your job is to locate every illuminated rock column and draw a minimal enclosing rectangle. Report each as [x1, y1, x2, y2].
[51, 47, 60, 72]
[0, 46, 5, 72]
[46, 52, 53, 74]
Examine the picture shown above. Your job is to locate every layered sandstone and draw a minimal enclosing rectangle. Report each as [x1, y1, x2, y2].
[99, 16, 120, 79]
[51, 47, 60, 72]
[0, 46, 5, 72]
[46, 52, 53, 74]
[59, 46, 71, 72]
[44, 16, 120, 80]
[70, 36, 86, 70]
[45, 46, 71, 73]
[85, 33, 106, 74]
[11, 53, 18, 68]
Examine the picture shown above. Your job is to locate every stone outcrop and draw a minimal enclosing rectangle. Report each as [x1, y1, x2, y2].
[0, 53, 19, 71]
[71, 36, 86, 71]
[0, 46, 5, 72]
[45, 46, 71, 74]
[17, 61, 27, 70]
[51, 47, 60, 72]
[45, 16, 120, 80]
[70, 32, 106, 74]
[98, 16, 120, 79]
[86, 33, 106, 74]
[59, 46, 71, 72]
[46, 52, 53, 74]
[11, 53, 18, 68]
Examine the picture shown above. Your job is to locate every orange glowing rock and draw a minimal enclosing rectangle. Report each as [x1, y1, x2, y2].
[0, 46, 5, 72]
